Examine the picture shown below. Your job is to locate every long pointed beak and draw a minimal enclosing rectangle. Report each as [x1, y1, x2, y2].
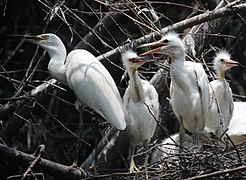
[129, 55, 153, 63]
[225, 59, 240, 67]
[8, 34, 45, 42]
[137, 41, 166, 56]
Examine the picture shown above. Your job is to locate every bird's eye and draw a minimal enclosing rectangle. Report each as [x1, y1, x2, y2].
[43, 35, 49, 40]
[129, 58, 136, 63]
[163, 39, 168, 43]
[220, 59, 224, 62]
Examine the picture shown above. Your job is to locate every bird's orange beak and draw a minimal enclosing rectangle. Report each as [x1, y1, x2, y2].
[224, 59, 239, 67]
[129, 56, 153, 63]
[138, 41, 166, 56]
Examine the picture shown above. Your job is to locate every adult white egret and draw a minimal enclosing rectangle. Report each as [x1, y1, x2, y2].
[122, 50, 159, 172]
[11, 33, 126, 131]
[204, 50, 239, 136]
[227, 101, 246, 144]
[139, 32, 210, 147]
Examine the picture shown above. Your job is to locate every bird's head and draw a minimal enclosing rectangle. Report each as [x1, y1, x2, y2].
[138, 32, 186, 62]
[122, 50, 152, 71]
[8, 33, 66, 57]
[214, 50, 239, 73]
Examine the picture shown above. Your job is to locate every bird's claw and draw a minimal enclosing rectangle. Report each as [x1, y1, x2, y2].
[70, 163, 85, 175]
[130, 158, 140, 173]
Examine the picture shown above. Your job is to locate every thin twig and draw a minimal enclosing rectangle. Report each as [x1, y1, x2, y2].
[22, 144, 45, 180]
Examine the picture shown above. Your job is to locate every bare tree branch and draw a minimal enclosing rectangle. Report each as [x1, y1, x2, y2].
[0, 144, 85, 179]
[97, 2, 246, 62]
[0, 79, 58, 140]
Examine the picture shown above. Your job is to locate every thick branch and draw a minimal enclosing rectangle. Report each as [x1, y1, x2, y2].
[97, 3, 246, 62]
[0, 144, 85, 179]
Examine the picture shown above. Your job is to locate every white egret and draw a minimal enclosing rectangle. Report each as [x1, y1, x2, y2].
[139, 32, 210, 147]
[227, 101, 246, 144]
[204, 50, 239, 136]
[12, 33, 126, 131]
[122, 50, 159, 172]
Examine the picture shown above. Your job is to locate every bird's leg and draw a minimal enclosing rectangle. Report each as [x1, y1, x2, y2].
[143, 142, 150, 180]
[143, 141, 150, 167]
[129, 144, 139, 173]
[179, 115, 185, 152]
[72, 107, 84, 168]
[194, 116, 199, 146]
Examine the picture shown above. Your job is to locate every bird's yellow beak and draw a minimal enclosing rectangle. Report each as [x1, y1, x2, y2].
[224, 59, 239, 67]
[138, 41, 166, 56]
[8, 34, 48, 42]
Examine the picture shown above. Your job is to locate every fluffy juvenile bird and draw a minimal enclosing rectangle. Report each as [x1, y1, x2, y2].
[204, 50, 239, 137]
[122, 50, 159, 172]
[139, 32, 210, 147]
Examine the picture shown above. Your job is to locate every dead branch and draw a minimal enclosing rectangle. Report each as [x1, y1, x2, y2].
[0, 79, 58, 140]
[22, 144, 45, 180]
[0, 79, 58, 119]
[187, 165, 246, 180]
[74, 12, 123, 55]
[0, 144, 86, 180]
[97, 2, 246, 62]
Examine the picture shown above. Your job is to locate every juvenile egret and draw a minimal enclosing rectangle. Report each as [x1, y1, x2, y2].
[122, 50, 159, 172]
[227, 101, 246, 144]
[204, 50, 239, 136]
[10, 33, 126, 131]
[139, 32, 210, 147]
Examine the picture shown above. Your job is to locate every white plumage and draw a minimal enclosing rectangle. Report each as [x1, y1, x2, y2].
[20, 33, 126, 130]
[122, 50, 159, 172]
[227, 101, 246, 144]
[204, 50, 238, 136]
[140, 32, 210, 146]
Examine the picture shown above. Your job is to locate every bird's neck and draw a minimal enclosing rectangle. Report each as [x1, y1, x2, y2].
[128, 68, 144, 102]
[170, 59, 190, 91]
[169, 48, 185, 61]
[47, 47, 68, 85]
[217, 69, 225, 80]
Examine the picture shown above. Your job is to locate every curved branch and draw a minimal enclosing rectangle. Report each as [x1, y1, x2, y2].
[97, 3, 246, 61]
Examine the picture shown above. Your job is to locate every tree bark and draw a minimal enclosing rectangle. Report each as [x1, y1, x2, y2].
[0, 144, 85, 179]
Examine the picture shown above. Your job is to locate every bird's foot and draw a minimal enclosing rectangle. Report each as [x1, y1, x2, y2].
[130, 158, 140, 173]
[70, 163, 85, 174]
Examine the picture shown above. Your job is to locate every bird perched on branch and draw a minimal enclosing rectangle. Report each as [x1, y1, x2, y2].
[10, 33, 126, 131]
[122, 50, 159, 172]
[204, 50, 239, 137]
[139, 32, 210, 147]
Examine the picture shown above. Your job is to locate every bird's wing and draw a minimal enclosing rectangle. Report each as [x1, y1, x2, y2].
[142, 80, 159, 119]
[66, 50, 126, 130]
[227, 102, 246, 136]
[193, 63, 210, 126]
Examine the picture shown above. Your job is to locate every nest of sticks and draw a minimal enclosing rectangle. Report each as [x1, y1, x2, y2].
[91, 136, 246, 179]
